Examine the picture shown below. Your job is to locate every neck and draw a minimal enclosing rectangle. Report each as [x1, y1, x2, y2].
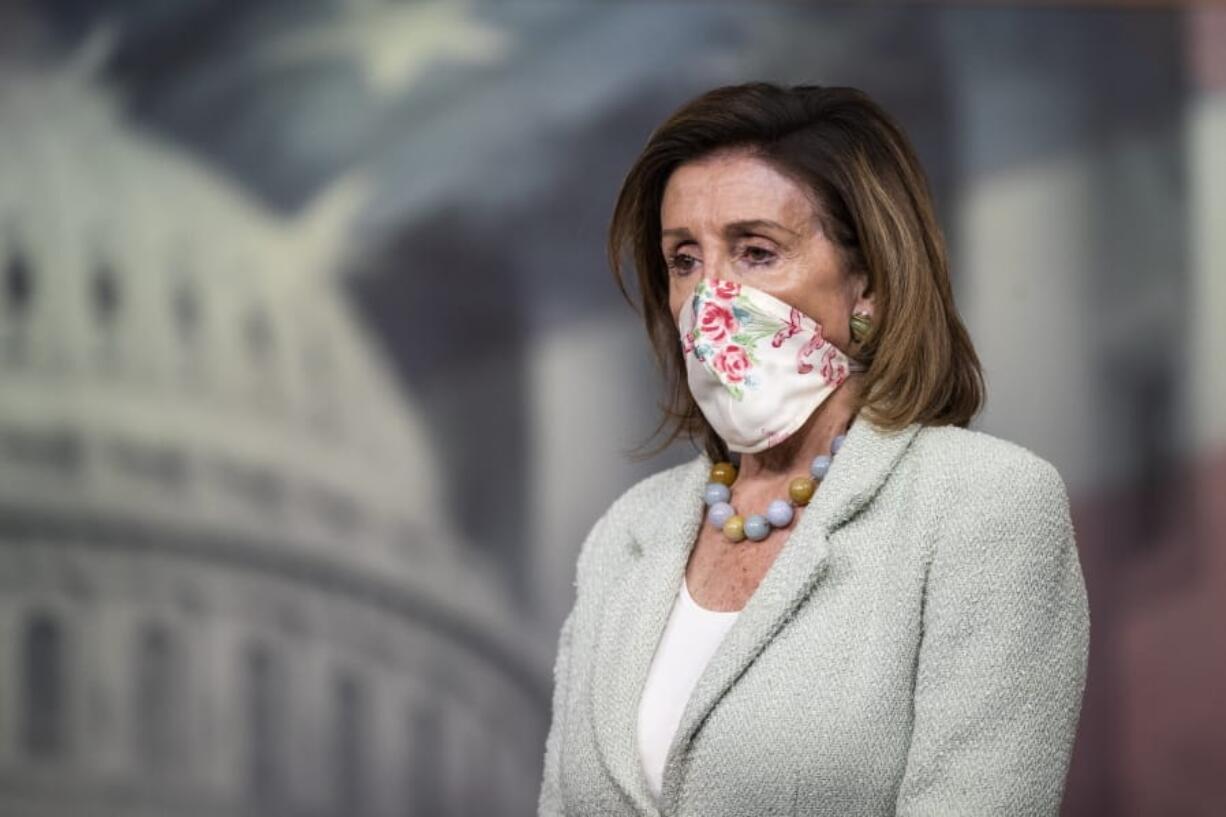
[735, 374, 864, 481]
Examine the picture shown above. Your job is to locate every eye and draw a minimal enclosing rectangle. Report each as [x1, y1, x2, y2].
[741, 244, 777, 266]
[666, 251, 700, 276]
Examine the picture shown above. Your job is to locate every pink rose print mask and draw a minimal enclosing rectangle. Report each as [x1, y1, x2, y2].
[678, 277, 866, 454]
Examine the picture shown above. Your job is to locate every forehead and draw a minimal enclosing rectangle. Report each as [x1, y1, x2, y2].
[660, 150, 818, 233]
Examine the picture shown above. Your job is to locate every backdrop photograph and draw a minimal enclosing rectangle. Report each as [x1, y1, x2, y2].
[0, 1, 1222, 816]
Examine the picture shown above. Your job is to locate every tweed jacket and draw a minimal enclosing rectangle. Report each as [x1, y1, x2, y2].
[538, 416, 1090, 817]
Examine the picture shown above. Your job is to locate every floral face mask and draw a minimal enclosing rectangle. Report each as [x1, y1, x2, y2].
[678, 277, 865, 454]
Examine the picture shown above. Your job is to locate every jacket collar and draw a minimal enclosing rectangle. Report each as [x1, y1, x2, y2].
[588, 414, 922, 815]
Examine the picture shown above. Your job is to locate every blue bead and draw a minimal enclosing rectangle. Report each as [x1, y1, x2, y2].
[704, 482, 730, 506]
[766, 499, 794, 528]
[744, 514, 771, 541]
[708, 501, 735, 529]
[810, 454, 832, 480]
[831, 434, 847, 455]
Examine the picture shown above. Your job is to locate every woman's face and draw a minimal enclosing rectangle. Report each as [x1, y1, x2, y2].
[661, 149, 869, 352]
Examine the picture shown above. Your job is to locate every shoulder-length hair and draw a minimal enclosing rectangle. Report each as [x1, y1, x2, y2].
[608, 81, 984, 462]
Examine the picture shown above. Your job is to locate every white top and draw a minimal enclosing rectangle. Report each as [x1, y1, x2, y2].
[636, 574, 741, 802]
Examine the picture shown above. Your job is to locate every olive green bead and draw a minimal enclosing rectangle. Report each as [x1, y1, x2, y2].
[722, 515, 746, 542]
[788, 476, 817, 506]
[710, 462, 738, 486]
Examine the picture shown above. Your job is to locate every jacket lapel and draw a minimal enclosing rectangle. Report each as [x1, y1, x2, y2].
[589, 453, 710, 815]
[589, 416, 922, 815]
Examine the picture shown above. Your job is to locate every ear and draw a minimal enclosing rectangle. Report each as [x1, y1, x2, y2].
[850, 270, 874, 316]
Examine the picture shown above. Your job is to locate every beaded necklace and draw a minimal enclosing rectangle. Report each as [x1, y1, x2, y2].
[703, 432, 846, 543]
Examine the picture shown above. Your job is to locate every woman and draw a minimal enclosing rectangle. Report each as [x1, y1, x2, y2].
[538, 82, 1089, 817]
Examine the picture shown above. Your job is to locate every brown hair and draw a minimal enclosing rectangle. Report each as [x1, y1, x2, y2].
[608, 81, 984, 462]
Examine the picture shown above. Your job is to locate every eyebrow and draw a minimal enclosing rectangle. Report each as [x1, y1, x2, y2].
[661, 219, 801, 242]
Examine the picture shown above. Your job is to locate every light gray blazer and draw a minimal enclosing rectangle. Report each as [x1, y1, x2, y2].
[538, 417, 1090, 816]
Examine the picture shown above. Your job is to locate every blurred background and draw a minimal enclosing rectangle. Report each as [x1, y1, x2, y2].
[0, 1, 1221, 815]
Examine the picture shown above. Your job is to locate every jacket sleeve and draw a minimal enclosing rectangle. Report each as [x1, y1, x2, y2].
[538, 604, 576, 817]
[538, 504, 617, 816]
[894, 459, 1091, 816]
